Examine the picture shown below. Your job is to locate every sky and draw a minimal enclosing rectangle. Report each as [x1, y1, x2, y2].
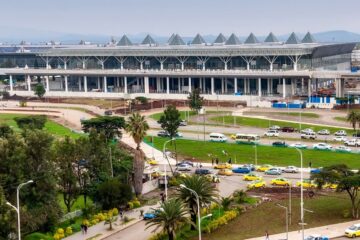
[1, 0, 359, 36]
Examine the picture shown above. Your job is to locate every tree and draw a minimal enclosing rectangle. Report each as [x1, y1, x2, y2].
[53, 137, 80, 213]
[0, 186, 16, 239]
[177, 175, 218, 230]
[81, 116, 125, 140]
[0, 124, 13, 138]
[146, 198, 190, 240]
[125, 112, 149, 196]
[312, 164, 360, 218]
[93, 178, 132, 210]
[188, 88, 204, 112]
[347, 110, 358, 132]
[14, 115, 47, 130]
[34, 83, 46, 99]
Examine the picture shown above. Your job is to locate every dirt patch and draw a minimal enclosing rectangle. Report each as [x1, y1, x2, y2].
[247, 187, 329, 201]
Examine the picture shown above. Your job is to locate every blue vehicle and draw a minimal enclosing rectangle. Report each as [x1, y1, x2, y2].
[310, 168, 322, 174]
[143, 210, 160, 220]
[242, 164, 256, 171]
[232, 167, 251, 174]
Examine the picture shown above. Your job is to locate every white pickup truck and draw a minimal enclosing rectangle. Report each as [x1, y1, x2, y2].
[344, 139, 360, 147]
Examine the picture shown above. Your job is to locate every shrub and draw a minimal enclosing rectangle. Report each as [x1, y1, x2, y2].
[19, 100, 27, 107]
[148, 232, 167, 240]
[132, 200, 141, 208]
[65, 226, 72, 235]
[112, 208, 119, 215]
[70, 223, 81, 232]
[127, 202, 134, 209]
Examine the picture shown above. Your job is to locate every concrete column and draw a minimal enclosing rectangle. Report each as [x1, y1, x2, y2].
[188, 77, 192, 92]
[258, 78, 262, 97]
[64, 62, 67, 70]
[45, 76, 49, 92]
[211, 77, 215, 95]
[308, 79, 312, 98]
[199, 77, 203, 90]
[166, 77, 170, 94]
[267, 79, 270, 95]
[181, 62, 184, 71]
[78, 78, 82, 91]
[82, 61, 86, 69]
[116, 77, 120, 87]
[247, 63, 250, 71]
[247, 79, 251, 94]
[178, 78, 181, 92]
[103, 76, 107, 92]
[202, 62, 206, 71]
[221, 78, 224, 93]
[244, 78, 247, 94]
[291, 79, 295, 95]
[124, 76, 128, 94]
[270, 63, 273, 72]
[225, 78, 228, 93]
[84, 76, 88, 92]
[224, 62, 228, 71]
[301, 78, 305, 94]
[9, 75, 13, 91]
[160, 62, 164, 71]
[144, 76, 149, 94]
[234, 78, 238, 94]
[203, 78, 206, 93]
[64, 76, 68, 92]
[27, 75, 31, 92]
[97, 77, 100, 89]
[120, 62, 124, 70]
[270, 79, 273, 94]
[282, 78, 286, 99]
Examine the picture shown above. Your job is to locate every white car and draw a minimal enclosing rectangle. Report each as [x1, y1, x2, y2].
[289, 143, 308, 149]
[344, 139, 360, 147]
[333, 136, 347, 142]
[301, 132, 317, 140]
[317, 129, 330, 135]
[176, 164, 192, 171]
[301, 128, 314, 134]
[269, 125, 281, 130]
[335, 146, 352, 153]
[264, 130, 279, 137]
[283, 166, 299, 173]
[334, 130, 347, 136]
[313, 143, 332, 150]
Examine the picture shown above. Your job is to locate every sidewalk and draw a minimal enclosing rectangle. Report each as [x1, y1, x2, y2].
[64, 204, 157, 240]
[246, 220, 360, 240]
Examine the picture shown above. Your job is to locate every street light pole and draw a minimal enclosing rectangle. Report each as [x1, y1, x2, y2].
[276, 203, 289, 240]
[163, 138, 174, 200]
[6, 180, 34, 240]
[295, 148, 304, 240]
[180, 184, 202, 240]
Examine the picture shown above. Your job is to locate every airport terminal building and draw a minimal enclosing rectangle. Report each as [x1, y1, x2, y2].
[0, 32, 359, 105]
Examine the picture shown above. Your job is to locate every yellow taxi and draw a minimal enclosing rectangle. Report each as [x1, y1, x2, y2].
[256, 164, 273, 172]
[345, 224, 360, 238]
[218, 169, 233, 176]
[230, 134, 237, 140]
[323, 183, 338, 190]
[243, 173, 262, 181]
[296, 179, 317, 189]
[271, 178, 291, 187]
[147, 158, 158, 165]
[214, 163, 232, 169]
[247, 180, 266, 189]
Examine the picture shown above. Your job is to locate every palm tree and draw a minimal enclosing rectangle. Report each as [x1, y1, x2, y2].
[146, 198, 190, 240]
[347, 110, 358, 132]
[125, 112, 149, 196]
[177, 175, 218, 230]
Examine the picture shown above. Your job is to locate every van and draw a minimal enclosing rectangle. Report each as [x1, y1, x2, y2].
[301, 132, 317, 140]
[209, 133, 227, 142]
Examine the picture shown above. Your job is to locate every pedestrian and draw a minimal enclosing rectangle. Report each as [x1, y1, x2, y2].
[80, 224, 85, 234]
[160, 193, 165, 203]
[228, 158, 232, 164]
[119, 209, 124, 219]
[84, 225, 88, 234]
[264, 230, 269, 239]
[309, 161, 312, 168]
[199, 163, 203, 168]
[215, 158, 219, 165]
[140, 209, 144, 219]
[211, 158, 214, 166]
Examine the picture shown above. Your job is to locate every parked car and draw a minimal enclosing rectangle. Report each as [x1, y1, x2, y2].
[323, 183, 338, 190]
[179, 120, 187, 126]
[232, 167, 251, 174]
[271, 178, 291, 186]
[214, 163, 232, 169]
[195, 169, 212, 175]
[104, 110, 113, 116]
[176, 164, 192, 171]
[344, 139, 360, 147]
[281, 127, 296, 133]
[209, 133, 227, 142]
[243, 173, 262, 181]
[176, 160, 194, 167]
[313, 143, 332, 150]
[247, 180, 266, 189]
[272, 141, 287, 147]
[333, 136, 347, 142]
[301, 128, 314, 134]
[265, 168, 282, 175]
[301, 132, 317, 140]
[345, 223, 360, 238]
[335, 146, 352, 153]
[143, 209, 160, 220]
[304, 235, 329, 240]
[335, 130, 347, 136]
[289, 143, 308, 149]
[269, 125, 281, 130]
[218, 169, 233, 176]
[242, 164, 256, 171]
[264, 130, 279, 137]
[310, 168, 322, 174]
[283, 166, 299, 173]
[296, 179, 317, 189]
[157, 130, 183, 138]
[317, 129, 330, 135]
[257, 164, 273, 172]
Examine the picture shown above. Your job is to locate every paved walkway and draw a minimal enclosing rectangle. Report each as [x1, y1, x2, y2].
[247, 220, 360, 240]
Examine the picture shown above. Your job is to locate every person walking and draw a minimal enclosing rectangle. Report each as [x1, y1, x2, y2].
[80, 224, 85, 234]
[211, 158, 214, 166]
[84, 224, 88, 235]
[265, 230, 270, 240]
[215, 158, 219, 165]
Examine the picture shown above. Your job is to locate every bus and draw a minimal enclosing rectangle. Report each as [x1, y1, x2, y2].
[235, 134, 260, 144]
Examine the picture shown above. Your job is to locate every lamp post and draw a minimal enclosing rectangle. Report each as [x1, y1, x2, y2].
[276, 203, 289, 240]
[163, 138, 174, 200]
[295, 148, 304, 240]
[180, 184, 201, 240]
[6, 180, 34, 240]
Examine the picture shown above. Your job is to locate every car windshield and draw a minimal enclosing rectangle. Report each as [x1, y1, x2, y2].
[349, 225, 357, 230]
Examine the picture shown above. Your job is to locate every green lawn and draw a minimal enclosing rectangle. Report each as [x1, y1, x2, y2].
[57, 194, 93, 213]
[210, 115, 352, 134]
[0, 113, 81, 138]
[334, 116, 347, 122]
[147, 137, 360, 169]
[203, 193, 352, 240]
[277, 112, 319, 118]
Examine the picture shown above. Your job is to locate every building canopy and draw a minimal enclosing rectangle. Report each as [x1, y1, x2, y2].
[142, 34, 157, 45]
[302, 32, 316, 43]
[286, 32, 301, 44]
[265, 32, 279, 43]
[168, 34, 185, 46]
[244, 33, 259, 44]
[191, 34, 206, 45]
[117, 35, 132, 46]
[214, 33, 227, 44]
[225, 33, 241, 45]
